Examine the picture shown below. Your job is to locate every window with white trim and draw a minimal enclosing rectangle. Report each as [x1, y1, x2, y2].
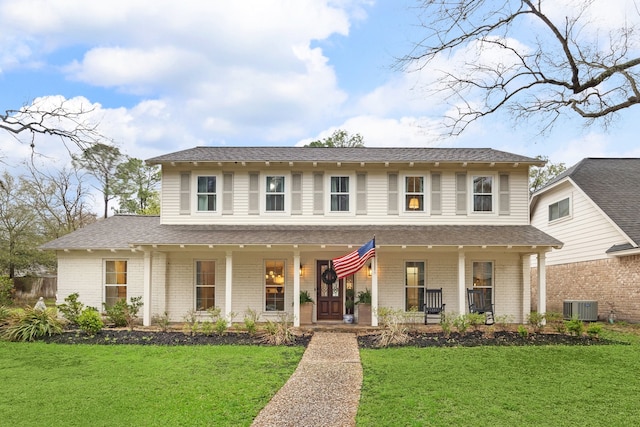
[330, 176, 349, 212]
[548, 197, 570, 221]
[405, 261, 425, 311]
[195, 260, 215, 311]
[197, 176, 217, 211]
[472, 261, 493, 304]
[472, 175, 493, 212]
[265, 260, 285, 311]
[266, 175, 285, 212]
[105, 260, 127, 308]
[405, 176, 424, 211]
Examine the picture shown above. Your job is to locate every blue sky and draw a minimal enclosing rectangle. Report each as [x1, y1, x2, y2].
[1, 0, 639, 172]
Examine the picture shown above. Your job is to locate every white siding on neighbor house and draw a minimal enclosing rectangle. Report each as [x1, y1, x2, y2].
[531, 181, 627, 266]
[159, 165, 531, 226]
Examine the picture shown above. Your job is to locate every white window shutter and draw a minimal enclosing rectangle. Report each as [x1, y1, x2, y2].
[248, 172, 259, 215]
[356, 173, 367, 215]
[313, 173, 324, 214]
[388, 173, 398, 215]
[222, 173, 233, 214]
[180, 172, 191, 215]
[291, 172, 302, 215]
[499, 173, 510, 215]
[431, 172, 442, 215]
[456, 173, 467, 214]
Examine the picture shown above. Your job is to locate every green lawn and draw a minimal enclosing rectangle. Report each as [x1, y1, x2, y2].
[357, 328, 640, 426]
[0, 342, 304, 427]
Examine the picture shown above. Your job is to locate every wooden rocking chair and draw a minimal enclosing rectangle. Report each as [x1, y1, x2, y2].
[467, 288, 495, 325]
[424, 288, 445, 325]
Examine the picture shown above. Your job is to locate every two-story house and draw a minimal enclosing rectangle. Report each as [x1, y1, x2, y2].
[530, 158, 640, 322]
[41, 147, 562, 327]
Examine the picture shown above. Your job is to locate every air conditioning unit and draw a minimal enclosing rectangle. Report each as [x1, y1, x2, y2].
[563, 300, 598, 321]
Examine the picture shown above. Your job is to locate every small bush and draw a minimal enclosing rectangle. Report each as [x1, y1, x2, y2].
[453, 315, 470, 335]
[259, 313, 294, 345]
[440, 312, 456, 337]
[376, 307, 411, 348]
[214, 318, 228, 335]
[0, 276, 14, 306]
[57, 293, 84, 325]
[467, 313, 486, 331]
[182, 309, 199, 336]
[200, 320, 214, 336]
[2, 307, 63, 342]
[0, 305, 10, 327]
[566, 317, 585, 336]
[77, 307, 104, 335]
[152, 311, 171, 332]
[494, 314, 514, 332]
[545, 311, 566, 333]
[103, 297, 143, 330]
[528, 311, 546, 333]
[517, 324, 529, 338]
[243, 308, 259, 335]
[587, 323, 603, 338]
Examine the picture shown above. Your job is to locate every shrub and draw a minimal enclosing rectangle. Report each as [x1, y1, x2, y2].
[453, 314, 470, 335]
[2, 307, 63, 342]
[215, 318, 228, 335]
[57, 293, 85, 325]
[566, 317, 585, 336]
[259, 313, 294, 345]
[375, 307, 411, 348]
[243, 308, 259, 335]
[182, 309, 199, 336]
[467, 313, 486, 331]
[200, 320, 214, 336]
[517, 324, 529, 338]
[0, 305, 10, 327]
[528, 311, 546, 333]
[545, 311, 566, 333]
[0, 276, 14, 306]
[152, 311, 171, 332]
[103, 296, 143, 330]
[440, 312, 456, 337]
[494, 314, 514, 332]
[77, 307, 104, 335]
[587, 323, 603, 338]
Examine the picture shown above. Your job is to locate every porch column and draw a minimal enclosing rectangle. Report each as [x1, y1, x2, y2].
[537, 251, 547, 316]
[371, 256, 378, 327]
[521, 255, 531, 323]
[225, 251, 233, 324]
[458, 250, 466, 314]
[143, 250, 152, 327]
[293, 251, 301, 327]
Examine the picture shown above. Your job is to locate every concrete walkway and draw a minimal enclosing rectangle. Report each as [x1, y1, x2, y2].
[251, 332, 362, 427]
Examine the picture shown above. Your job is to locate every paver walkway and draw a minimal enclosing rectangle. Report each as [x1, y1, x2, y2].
[251, 332, 362, 427]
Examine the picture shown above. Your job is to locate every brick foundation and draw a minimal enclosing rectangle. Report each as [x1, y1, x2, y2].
[531, 255, 640, 322]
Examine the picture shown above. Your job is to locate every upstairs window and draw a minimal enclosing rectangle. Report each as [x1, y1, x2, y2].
[549, 197, 570, 221]
[197, 176, 217, 211]
[405, 176, 424, 211]
[472, 176, 493, 212]
[330, 176, 349, 212]
[266, 176, 285, 211]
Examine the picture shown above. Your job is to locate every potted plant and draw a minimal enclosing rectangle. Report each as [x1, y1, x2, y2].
[356, 288, 372, 326]
[299, 290, 314, 325]
[344, 288, 355, 323]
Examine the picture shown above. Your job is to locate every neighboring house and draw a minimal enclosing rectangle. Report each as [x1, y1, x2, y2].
[41, 147, 561, 327]
[530, 158, 640, 322]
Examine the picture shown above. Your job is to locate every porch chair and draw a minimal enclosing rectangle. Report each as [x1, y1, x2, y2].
[467, 288, 495, 325]
[424, 288, 446, 325]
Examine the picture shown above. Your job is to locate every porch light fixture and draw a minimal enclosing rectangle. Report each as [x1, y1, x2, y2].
[299, 264, 303, 277]
[408, 197, 420, 210]
[367, 262, 372, 277]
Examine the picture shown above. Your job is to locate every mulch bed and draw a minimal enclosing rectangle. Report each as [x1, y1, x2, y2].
[357, 330, 624, 349]
[40, 329, 313, 347]
[38, 328, 623, 348]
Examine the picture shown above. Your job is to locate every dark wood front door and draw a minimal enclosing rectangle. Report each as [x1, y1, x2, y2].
[316, 260, 343, 320]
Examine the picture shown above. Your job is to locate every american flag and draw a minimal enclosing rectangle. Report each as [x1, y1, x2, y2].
[332, 238, 375, 279]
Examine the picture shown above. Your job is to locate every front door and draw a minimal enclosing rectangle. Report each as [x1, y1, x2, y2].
[316, 260, 343, 320]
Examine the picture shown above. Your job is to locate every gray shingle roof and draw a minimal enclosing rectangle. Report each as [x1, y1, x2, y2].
[146, 146, 543, 165]
[40, 215, 562, 250]
[564, 158, 640, 250]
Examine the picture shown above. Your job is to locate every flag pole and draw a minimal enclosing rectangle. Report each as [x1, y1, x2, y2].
[371, 236, 378, 327]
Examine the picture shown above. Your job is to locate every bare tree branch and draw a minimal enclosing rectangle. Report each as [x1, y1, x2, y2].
[401, 0, 640, 135]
